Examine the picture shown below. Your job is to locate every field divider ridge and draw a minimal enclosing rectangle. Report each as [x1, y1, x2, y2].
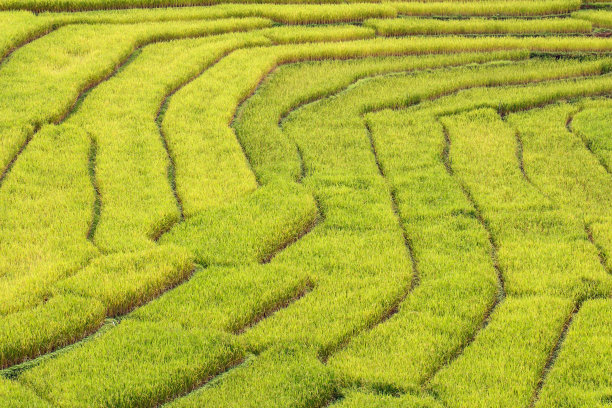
[86, 131, 101, 243]
[529, 301, 583, 407]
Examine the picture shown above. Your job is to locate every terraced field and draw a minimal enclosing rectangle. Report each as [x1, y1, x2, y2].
[0, 0, 611, 407]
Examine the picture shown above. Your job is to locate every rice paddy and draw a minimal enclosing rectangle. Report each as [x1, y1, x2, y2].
[0, 1, 611, 407]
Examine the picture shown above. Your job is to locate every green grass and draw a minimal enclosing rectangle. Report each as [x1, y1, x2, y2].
[0, 124, 97, 315]
[54, 245, 194, 316]
[43, 4, 398, 24]
[430, 296, 574, 408]
[1, 5, 612, 408]
[20, 320, 244, 408]
[506, 103, 612, 274]
[394, 0, 581, 17]
[168, 345, 336, 408]
[0, 295, 105, 369]
[0, 378, 51, 407]
[574, 9, 612, 28]
[132, 263, 312, 333]
[444, 108, 611, 299]
[366, 17, 592, 36]
[160, 181, 318, 266]
[0, 0, 582, 14]
[328, 109, 496, 393]
[534, 299, 612, 408]
[335, 391, 443, 408]
[572, 99, 612, 173]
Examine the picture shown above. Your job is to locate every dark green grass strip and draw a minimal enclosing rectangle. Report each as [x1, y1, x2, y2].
[585, 224, 610, 274]
[86, 135, 101, 242]
[156, 89, 185, 223]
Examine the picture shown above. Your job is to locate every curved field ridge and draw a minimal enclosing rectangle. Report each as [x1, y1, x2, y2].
[0, 3, 612, 408]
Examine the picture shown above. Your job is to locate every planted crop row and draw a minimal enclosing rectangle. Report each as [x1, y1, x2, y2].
[46, 3, 398, 24]
[572, 98, 612, 177]
[0, 0, 582, 15]
[0, 11, 55, 61]
[394, 0, 581, 17]
[232, 61, 612, 407]
[0, 22, 381, 369]
[311, 77, 612, 407]
[0, 0, 587, 60]
[0, 2, 589, 61]
[0, 24, 387, 305]
[288, 60, 611, 398]
[365, 17, 592, 36]
[423, 108, 601, 407]
[573, 9, 612, 28]
[0, 18, 272, 181]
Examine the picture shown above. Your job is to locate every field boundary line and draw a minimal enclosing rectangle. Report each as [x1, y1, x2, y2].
[0, 125, 36, 189]
[86, 131, 101, 243]
[585, 224, 611, 274]
[234, 280, 315, 335]
[0, 25, 58, 69]
[529, 301, 582, 407]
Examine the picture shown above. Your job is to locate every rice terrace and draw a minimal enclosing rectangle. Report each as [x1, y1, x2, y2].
[1, 0, 612, 406]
